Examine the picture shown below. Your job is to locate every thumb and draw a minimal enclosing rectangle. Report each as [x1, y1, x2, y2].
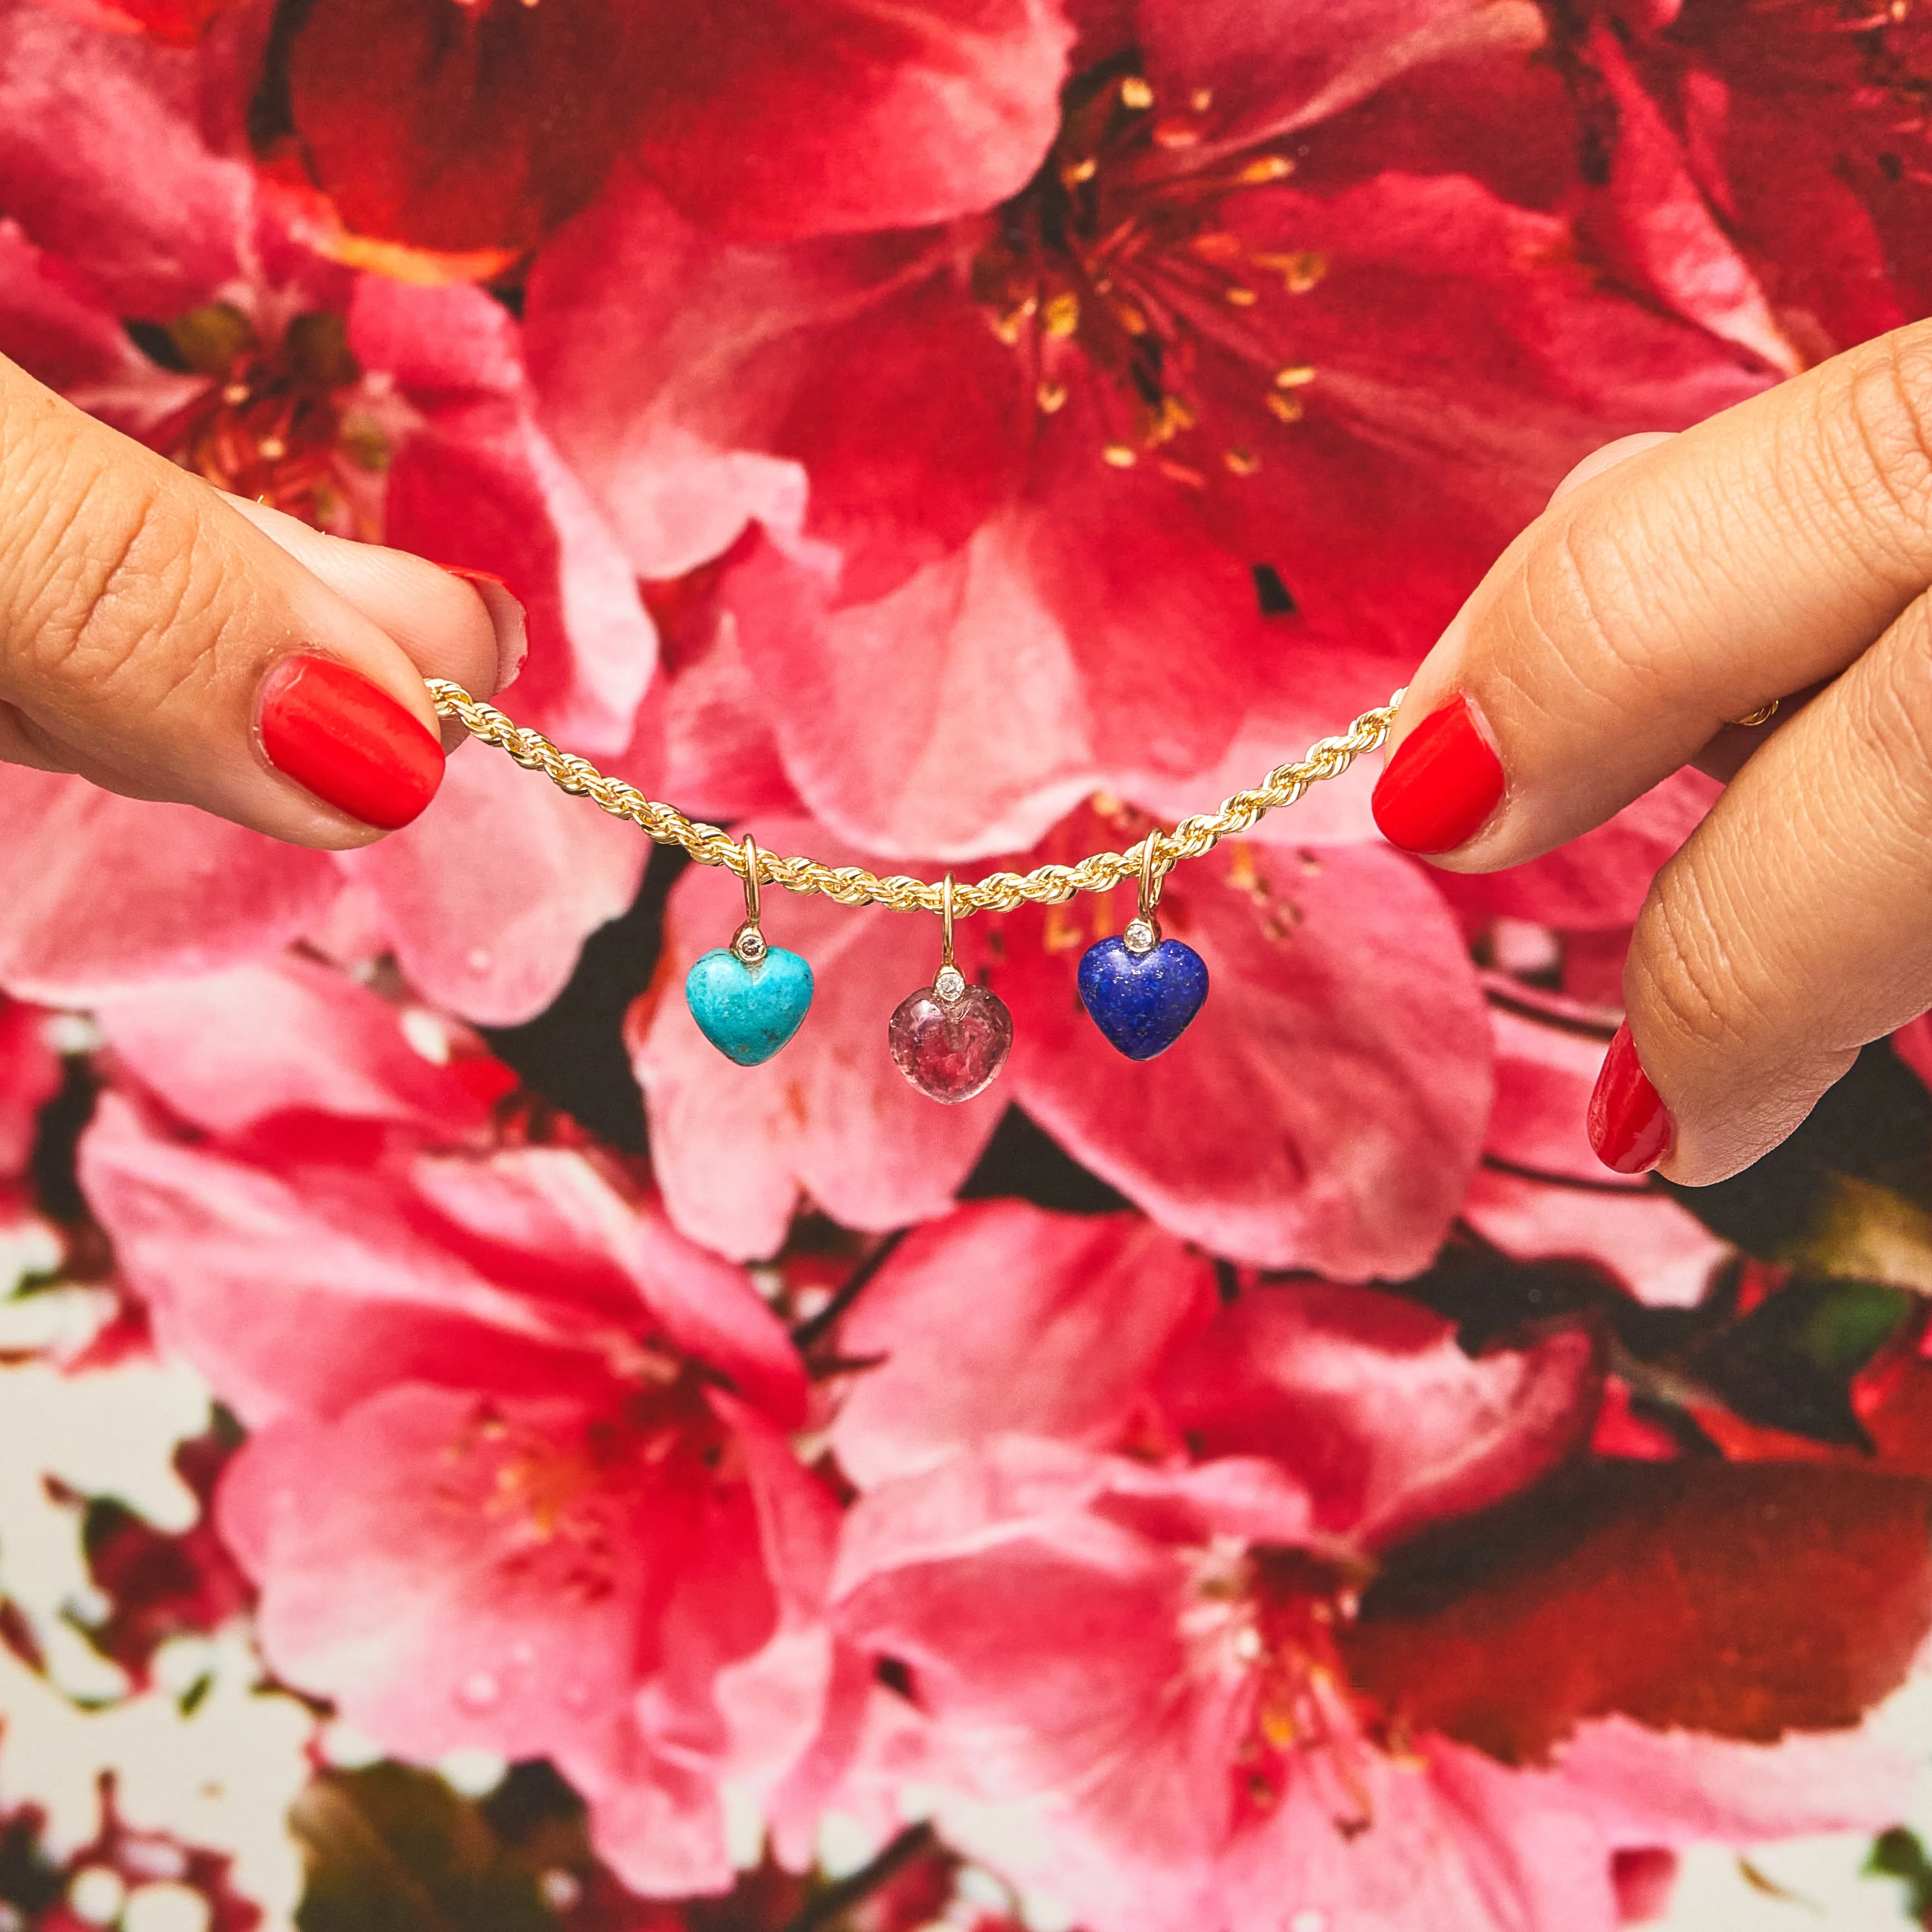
[0, 353, 501, 847]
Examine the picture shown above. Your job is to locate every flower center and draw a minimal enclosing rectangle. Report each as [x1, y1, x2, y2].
[1187, 1542, 1390, 1831]
[133, 303, 390, 534]
[972, 58, 1326, 486]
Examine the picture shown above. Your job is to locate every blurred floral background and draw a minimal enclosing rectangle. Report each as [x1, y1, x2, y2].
[2, 0, 1932, 1926]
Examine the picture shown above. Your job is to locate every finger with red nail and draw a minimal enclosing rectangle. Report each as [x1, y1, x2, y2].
[0, 353, 509, 845]
[1373, 321, 1932, 1185]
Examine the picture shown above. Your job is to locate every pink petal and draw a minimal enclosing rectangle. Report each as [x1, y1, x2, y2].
[352, 275, 659, 754]
[81, 1097, 621, 1423]
[400, 1153, 806, 1425]
[1137, 0, 1549, 156]
[527, 178, 813, 582]
[1211, 1741, 1624, 1932]
[830, 1202, 1217, 1487]
[0, 218, 206, 431]
[632, 0, 1075, 241]
[0, 770, 340, 1007]
[93, 955, 493, 1140]
[1549, 1710, 1917, 1844]
[1433, 771, 1719, 931]
[642, 601, 805, 824]
[834, 1444, 1242, 1870]
[1468, 994, 1726, 1307]
[1151, 1282, 1601, 1549]
[576, 1751, 736, 1898]
[1572, 25, 1798, 373]
[341, 738, 648, 1026]
[0, 0, 256, 315]
[1461, 1168, 1727, 1311]
[1002, 841, 1493, 1277]
[629, 815, 1003, 1260]
[222, 1384, 659, 1764]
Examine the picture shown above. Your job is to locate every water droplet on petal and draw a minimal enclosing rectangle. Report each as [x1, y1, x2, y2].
[456, 1669, 500, 1710]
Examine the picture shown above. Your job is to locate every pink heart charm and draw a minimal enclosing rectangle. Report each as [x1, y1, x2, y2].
[888, 974, 1013, 1103]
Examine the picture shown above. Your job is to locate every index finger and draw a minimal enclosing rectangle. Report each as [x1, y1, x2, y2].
[1370, 318, 1932, 864]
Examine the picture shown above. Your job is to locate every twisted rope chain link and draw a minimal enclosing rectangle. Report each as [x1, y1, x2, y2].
[427, 680, 1407, 916]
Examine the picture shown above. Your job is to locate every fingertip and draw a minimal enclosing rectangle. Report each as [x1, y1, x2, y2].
[1547, 431, 1679, 505]
[256, 652, 445, 833]
[223, 496, 505, 703]
[1371, 693, 1506, 856]
[1586, 1021, 1674, 1175]
[437, 564, 528, 691]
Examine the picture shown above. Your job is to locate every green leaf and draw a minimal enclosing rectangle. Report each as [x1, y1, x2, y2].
[293, 1764, 566, 1932]
[1865, 1825, 1932, 1925]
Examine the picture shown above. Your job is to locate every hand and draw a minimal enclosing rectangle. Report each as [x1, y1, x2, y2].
[1372, 317, 1932, 1186]
[0, 352, 522, 844]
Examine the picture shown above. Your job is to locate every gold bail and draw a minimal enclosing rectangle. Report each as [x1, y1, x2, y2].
[732, 832, 768, 965]
[1126, 831, 1166, 956]
[934, 873, 966, 1003]
[741, 831, 762, 926]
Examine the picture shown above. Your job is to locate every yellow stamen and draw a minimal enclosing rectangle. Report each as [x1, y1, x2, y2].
[1043, 290, 1081, 338]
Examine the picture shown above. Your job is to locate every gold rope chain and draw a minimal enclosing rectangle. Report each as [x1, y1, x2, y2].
[426, 680, 1408, 917]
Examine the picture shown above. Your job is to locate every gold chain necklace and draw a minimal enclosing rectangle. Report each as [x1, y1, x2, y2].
[427, 679, 1405, 1101]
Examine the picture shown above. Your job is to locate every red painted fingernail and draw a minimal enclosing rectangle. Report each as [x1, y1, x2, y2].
[1371, 693, 1505, 854]
[257, 654, 443, 830]
[1587, 1021, 1674, 1174]
[438, 564, 527, 689]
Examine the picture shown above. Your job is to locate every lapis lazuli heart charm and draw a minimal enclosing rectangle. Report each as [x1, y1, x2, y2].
[1076, 932, 1208, 1060]
[685, 945, 814, 1066]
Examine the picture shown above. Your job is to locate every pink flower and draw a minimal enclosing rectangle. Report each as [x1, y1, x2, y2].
[77, 956, 839, 1893]
[529, 0, 1773, 859]
[818, 1202, 1927, 1932]
[0, 3, 654, 1023]
[628, 810, 1493, 1277]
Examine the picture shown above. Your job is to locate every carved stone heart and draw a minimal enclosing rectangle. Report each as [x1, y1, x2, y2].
[1076, 935, 1208, 1060]
[685, 945, 814, 1066]
[888, 979, 1013, 1102]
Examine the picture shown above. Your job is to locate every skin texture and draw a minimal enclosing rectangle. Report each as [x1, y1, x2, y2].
[1383, 315, 1932, 1186]
[0, 352, 506, 843]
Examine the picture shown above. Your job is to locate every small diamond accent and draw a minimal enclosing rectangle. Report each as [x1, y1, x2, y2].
[1123, 917, 1159, 955]
[731, 924, 769, 966]
[933, 964, 967, 1002]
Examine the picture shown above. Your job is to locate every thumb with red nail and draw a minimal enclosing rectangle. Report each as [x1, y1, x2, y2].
[0, 352, 519, 846]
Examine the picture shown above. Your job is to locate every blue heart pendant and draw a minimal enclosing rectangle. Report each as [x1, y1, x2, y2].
[1077, 932, 1208, 1061]
[685, 945, 814, 1066]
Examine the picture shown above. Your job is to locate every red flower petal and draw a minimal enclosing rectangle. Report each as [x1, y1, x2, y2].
[1342, 1460, 1932, 1762]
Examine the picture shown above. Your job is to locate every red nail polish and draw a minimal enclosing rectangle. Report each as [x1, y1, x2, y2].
[1587, 1022, 1674, 1174]
[438, 564, 527, 688]
[258, 654, 443, 830]
[1371, 693, 1505, 854]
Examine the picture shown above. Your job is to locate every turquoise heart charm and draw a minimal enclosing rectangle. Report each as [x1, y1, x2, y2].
[685, 945, 814, 1066]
